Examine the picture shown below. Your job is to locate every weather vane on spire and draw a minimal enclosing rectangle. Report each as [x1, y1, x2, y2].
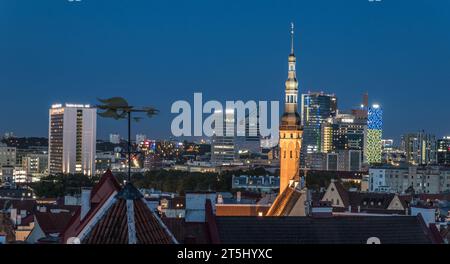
[290, 22, 295, 54]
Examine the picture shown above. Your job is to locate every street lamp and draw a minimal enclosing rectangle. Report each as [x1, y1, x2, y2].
[96, 97, 159, 182]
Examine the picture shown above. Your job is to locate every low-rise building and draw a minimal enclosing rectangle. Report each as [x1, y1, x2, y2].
[163, 197, 443, 244]
[307, 150, 364, 172]
[0, 187, 33, 199]
[232, 175, 279, 193]
[160, 196, 185, 218]
[172, 161, 217, 173]
[0, 144, 16, 167]
[369, 164, 450, 194]
[321, 180, 409, 215]
[22, 153, 48, 179]
[26, 211, 75, 244]
[62, 170, 177, 244]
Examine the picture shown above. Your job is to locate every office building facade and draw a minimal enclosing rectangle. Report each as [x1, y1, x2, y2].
[0, 144, 16, 167]
[366, 104, 383, 164]
[437, 136, 450, 165]
[211, 109, 236, 165]
[300, 92, 337, 157]
[48, 103, 97, 176]
[369, 165, 450, 194]
[401, 131, 437, 165]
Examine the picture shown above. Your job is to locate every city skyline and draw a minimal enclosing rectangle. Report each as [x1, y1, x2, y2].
[1, 1, 450, 247]
[1, 0, 450, 142]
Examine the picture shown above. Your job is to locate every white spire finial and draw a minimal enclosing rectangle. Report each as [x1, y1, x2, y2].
[290, 22, 295, 54]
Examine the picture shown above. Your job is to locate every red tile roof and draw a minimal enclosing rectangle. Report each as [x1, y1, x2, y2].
[428, 224, 445, 244]
[35, 211, 74, 235]
[0, 199, 36, 213]
[63, 170, 176, 244]
[162, 218, 211, 244]
[418, 193, 450, 201]
[62, 169, 122, 243]
[215, 204, 270, 216]
[90, 169, 122, 204]
[82, 194, 175, 244]
[333, 181, 350, 208]
[18, 213, 34, 226]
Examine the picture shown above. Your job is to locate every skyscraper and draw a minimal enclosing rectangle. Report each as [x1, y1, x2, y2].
[300, 92, 337, 162]
[366, 104, 383, 164]
[211, 109, 236, 165]
[318, 113, 365, 171]
[351, 92, 369, 121]
[329, 113, 366, 154]
[109, 133, 121, 144]
[279, 23, 303, 194]
[401, 131, 437, 165]
[437, 136, 450, 165]
[48, 103, 97, 176]
[136, 134, 147, 144]
[235, 110, 261, 156]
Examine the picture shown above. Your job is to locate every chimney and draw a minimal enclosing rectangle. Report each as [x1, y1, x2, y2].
[16, 215, 22, 226]
[80, 187, 92, 220]
[10, 208, 17, 225]
[289, 180, 294, 187]
[217, 194, 224, 204]
[236, 191, 241, 203]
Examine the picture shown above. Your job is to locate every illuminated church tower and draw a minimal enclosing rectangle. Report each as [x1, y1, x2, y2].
[279, 23, 303, 194]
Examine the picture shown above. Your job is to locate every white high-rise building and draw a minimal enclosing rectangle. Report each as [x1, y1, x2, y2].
[48, 103, 97, 176]
[211, 109, 236, 165]
[109, 133, 121, 144]
[136, 134, 147, 144]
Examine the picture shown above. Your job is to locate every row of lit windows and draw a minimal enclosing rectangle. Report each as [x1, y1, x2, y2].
[283, 150, 299, 159]
[286, 94, 297, 104]
[280, 132, 301, 139]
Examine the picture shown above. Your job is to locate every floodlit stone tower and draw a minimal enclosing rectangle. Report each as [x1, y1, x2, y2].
[279, 22, 303, 194]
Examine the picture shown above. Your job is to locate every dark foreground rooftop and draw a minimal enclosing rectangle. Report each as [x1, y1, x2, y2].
[214, 215, 435, 244]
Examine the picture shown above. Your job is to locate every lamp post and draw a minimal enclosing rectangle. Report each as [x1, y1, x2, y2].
[96, 97, 158, 182]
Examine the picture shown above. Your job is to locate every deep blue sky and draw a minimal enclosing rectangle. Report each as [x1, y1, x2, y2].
[1, 0, 449, 143]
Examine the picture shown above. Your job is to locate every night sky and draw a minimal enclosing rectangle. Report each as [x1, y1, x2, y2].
[1, 0, 449, 143]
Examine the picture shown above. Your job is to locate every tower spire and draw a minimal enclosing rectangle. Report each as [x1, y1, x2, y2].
[278, 21, 303, 196]
[290, 22, 295, 55]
